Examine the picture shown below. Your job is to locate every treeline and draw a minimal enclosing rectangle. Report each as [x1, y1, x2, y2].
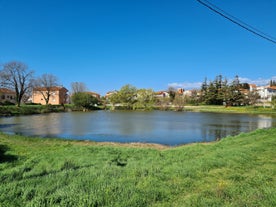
[105, 75, 264, 110]
[199, 75, 259, 106]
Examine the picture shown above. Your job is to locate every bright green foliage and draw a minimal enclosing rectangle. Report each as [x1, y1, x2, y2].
[109, 84, 137, 109]
[134, 89, 155, 110]
[0, 128, 275, 206]
[71, 92, 99, 110]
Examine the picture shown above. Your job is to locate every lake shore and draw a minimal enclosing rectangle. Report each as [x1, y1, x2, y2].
[1, 127, 275, 206]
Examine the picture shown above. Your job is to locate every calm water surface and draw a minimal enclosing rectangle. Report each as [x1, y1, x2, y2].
[0, 111, 275, 146]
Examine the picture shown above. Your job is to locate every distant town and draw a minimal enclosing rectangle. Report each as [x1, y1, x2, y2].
[0, 61, 275, 109]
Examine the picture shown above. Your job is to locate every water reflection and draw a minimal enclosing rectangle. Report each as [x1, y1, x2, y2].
[0, 111, 275, 146]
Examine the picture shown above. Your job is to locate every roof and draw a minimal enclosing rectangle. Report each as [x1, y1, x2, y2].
[249, 84, 257, 88]
[33, 86, 68, 92]
[85, 91, 100, 97]
[0, 88, 16, 94]
[267, 86, 276, 90]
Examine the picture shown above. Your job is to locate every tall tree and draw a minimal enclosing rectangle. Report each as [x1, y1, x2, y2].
[228, 75, 244, 106]
[71, 82, 87, 94]
[168, 87, 176, 102]
[0, 61, 34, 107]
[34, 74, 59, 105]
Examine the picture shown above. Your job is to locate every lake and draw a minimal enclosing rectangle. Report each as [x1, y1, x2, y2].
[0, 111, 275, 146]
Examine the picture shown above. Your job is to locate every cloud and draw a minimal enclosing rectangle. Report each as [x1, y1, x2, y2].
[168, 82, 202, 90]
[237, 76, 276, 86]
[168, 76, 276, 90]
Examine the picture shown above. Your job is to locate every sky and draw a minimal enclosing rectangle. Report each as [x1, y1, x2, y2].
[0, 0, 275, 95]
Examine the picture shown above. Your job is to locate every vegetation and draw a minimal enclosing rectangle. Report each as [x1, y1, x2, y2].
[200, 75, 259, 106]
[270, 80, 276, 87]
[71, 92, 100, 110]
[0, 128, 275, 206]
[184, 105, 276, 114]
[0, 105, 67, 116]
[0, 61, 34, 107]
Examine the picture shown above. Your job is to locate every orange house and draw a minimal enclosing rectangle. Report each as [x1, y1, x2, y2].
[32, 86, 68, 105]
[0, 88, 16, 104]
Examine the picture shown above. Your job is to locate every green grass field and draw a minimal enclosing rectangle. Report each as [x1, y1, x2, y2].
[0, 128, 275, 206]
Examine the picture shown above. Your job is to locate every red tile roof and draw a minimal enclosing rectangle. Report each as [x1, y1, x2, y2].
[0, 88, 16, 94]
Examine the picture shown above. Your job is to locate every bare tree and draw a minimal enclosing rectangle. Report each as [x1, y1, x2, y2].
[71, 82, 87, 94]
[34, 73, 59, 105]
[0, 61, 34, 107]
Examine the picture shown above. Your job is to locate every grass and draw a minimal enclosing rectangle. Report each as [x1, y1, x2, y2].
[184, 105, 276, 114]
[0, 105, 67, 116]
[0, 128, 275, 206]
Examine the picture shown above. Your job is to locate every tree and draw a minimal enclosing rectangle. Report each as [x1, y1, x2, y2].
[109, 84, 137, 109]
[134, 89, 155, 110]
[227, 75, 245, 106]
[71, 82, 87, 94]
[71, 92, 99, 110]
[271, 96, 276, 109]
[34, 74, 59, 105]
[168, 87, 176, 102]
[270, 80, 276, 86]
[0, 61, 34, 107]
[173, 93, 185, 111]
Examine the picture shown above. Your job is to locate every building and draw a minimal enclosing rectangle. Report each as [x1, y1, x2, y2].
[257, 86, 276, 101]
[105, 91, 118, 99]
[0, 88, 16, 104]
[85, 91, 101, 99]
[32, 86, 68, 105]
[154, 91, 170, 98]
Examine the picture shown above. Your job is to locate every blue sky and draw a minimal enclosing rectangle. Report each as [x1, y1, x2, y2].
[1, 0, 275, 95]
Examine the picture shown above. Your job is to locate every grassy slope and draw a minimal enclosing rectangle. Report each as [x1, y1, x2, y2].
[0, 128, 275, 207]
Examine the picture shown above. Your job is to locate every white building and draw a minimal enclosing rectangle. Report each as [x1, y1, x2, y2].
[257, 86, 276, 101]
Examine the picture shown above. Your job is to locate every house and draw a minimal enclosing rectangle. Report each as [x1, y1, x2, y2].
[0, 88, 16, 104]
[249, 84, 257, 92]
[154, 91, 170, 98]
[257, 85, 276, 102]
[105, 91, 118, 99]
[85, 91, 101, 99]
[32, 86, 68, 105]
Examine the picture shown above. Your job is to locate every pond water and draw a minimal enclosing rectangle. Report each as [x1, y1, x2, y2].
[0, 111, 275, 146]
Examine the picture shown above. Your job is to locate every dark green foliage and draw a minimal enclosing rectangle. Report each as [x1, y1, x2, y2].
[71, 92, 99, 110]
[200, 75, 247, 106]
[270, 80, 276, 86]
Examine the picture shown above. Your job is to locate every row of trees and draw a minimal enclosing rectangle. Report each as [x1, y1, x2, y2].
[200, 75, 259, 106]
[0, 61, 102, 110]
[106, 75, 263, 110]
[0, 61, 62, 107]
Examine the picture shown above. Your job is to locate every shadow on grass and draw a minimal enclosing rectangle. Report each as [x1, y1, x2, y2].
[0, 144, 18, 163]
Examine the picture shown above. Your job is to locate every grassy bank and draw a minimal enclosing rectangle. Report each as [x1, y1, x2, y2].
[0, 128, 275, 206]
[184, 105, 276, 114]
[0, 105, 67, 116]
[0, 104, 103, 116]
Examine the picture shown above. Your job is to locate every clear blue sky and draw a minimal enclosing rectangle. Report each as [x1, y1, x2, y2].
[1, 0, 275, 95]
